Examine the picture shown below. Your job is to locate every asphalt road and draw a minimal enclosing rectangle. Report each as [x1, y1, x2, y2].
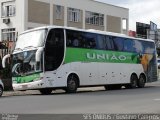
[0, 82, 160, 114]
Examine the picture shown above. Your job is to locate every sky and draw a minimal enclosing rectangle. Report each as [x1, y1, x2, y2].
[96, 0, 160, 31]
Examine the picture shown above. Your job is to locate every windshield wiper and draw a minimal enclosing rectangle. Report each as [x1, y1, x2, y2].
[23, 46, 37, 50]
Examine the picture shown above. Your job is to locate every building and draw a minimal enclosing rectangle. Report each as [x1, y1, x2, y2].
[128, 30, 136, 37]
[135, 21, 160, 56]
[0, 0, 129, 46]
[136, 22, 150, 39]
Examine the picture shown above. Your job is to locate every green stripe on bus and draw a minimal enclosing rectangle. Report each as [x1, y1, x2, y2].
[65, 47, 140, 64]
[13, 73, 41, 83]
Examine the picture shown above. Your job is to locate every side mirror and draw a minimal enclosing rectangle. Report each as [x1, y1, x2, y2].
[2, 54, 10, 68]
[35, 47, 44, 62]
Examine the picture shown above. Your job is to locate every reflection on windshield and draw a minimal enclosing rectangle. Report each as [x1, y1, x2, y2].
[15, 29, 47, 50]
[12, 50, 43, 76]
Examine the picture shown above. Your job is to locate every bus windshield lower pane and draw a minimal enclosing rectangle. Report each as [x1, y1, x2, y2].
[12, 50, 43, 77]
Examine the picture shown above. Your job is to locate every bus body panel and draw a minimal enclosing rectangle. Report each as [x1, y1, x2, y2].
[13, 62, 144, 91]
[9, 26, 157, 91]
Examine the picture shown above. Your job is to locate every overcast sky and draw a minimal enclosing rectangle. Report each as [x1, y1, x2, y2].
[96, 0, 160, 31]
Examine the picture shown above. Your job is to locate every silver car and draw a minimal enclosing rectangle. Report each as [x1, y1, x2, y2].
[0, 79, 4, 97]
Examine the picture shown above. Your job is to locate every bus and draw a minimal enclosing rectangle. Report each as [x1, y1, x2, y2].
[2, 26, 158, 94]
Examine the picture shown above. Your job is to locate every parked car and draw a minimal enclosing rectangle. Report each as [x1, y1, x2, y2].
[0, 79, 4, 97]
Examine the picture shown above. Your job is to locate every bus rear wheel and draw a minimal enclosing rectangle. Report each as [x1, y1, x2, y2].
[125, 74, 138, 89]
[137, 75, 146, 88]
[66, 74, 78, 93]
[39, 88, 52, 95]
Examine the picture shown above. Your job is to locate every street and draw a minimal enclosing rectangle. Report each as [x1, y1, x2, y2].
[0, 82, 160, 114]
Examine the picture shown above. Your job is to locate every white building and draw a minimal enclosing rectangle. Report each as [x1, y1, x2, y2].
[0, 0, 129, 42]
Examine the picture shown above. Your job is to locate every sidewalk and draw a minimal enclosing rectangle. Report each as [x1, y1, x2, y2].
[2, 82, 160, 97]
[3, 90, 40, 97]
[3, 87, 105, 97]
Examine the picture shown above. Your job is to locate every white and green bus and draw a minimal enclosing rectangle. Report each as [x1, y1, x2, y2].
[2, 26, 158, 94]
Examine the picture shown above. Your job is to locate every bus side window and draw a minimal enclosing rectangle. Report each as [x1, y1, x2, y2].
[113, 37, 124, 51]
[66, 30, 82, 48]
[66, 30, 72, 47]
[105, 36, 114, 50]
[124, 39, 133, 52]
[83, 32, 97, 49]
[142, 41, 155, 54]
[97, 34, 105, 50]
[132, 40, 143, 53]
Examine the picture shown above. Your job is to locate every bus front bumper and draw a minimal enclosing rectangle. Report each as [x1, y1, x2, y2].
[13, 80, 46, 91]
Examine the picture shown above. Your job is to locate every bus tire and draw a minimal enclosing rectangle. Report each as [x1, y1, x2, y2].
[137, 74, 146, 88]
[125, 74, 138, 89]
[130, 74, 138, 88]
[0, 86, 3, 97]
[66, 74, 78, 93]
[39, 88, 52, 95]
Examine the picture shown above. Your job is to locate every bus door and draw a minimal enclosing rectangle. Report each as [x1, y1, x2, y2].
[45, 28, 64, 71]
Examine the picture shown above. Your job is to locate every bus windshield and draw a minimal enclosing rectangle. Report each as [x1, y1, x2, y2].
[15, 29, 47, 50]
[12, 50, 43, 77]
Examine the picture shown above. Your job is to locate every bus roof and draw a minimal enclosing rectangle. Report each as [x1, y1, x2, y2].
[20, 26, 155, 43]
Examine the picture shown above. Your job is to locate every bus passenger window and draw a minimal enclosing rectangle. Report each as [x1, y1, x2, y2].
[73, 37, 82, 47]
[66, 30, 82, 48]
[97, 34, 105, 50]
[133, 40, 143, 53]
[124, 39, 133, 52]
[113, 37, 124, 51]
[105, 36, 114, 50]
[83, 32, 97, 49]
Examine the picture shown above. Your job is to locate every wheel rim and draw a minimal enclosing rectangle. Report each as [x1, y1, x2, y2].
[139, 76, 145, 87]
[131, 75, 137, 88]
[68, 78, 76, 90]
[132, 80, 137, 86]
[140, 77, 145, 84]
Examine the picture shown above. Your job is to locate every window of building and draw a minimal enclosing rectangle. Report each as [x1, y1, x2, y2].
[68, 8, 81, 22]
[56, 5, 63, 20]
[122, 18, 127, 30]
[2, 28, 16, 41]
[86, 11, 104, 26]
[1, 2, 16, 17]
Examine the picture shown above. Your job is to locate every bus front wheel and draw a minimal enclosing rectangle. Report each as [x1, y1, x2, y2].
[39, 88, 52, 95]
[66, 74, 78, 93]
